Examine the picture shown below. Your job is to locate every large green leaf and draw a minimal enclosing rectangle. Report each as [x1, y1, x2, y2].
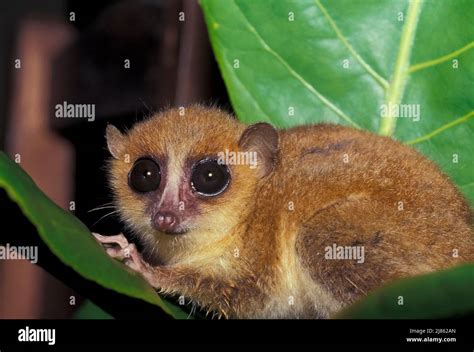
[336, 263, 474, 318]
[201, 0, 474, 204]
[201, 0, 474, 318]
[74, 300, 114, 320]
[0, 152, 188, 319]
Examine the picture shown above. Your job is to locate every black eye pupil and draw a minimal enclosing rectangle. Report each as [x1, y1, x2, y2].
[128, 158, 161, 193]
[191, 159, 230, 196]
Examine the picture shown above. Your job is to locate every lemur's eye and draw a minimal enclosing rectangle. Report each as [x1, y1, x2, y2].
[191, 158, 230, 196]
[128, 158, 161, 193]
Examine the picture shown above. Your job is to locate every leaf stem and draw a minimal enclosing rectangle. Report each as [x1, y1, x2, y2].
[379, 0, 423, 136]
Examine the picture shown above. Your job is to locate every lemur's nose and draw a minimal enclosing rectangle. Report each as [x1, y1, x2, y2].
[152, 211, 178, 233]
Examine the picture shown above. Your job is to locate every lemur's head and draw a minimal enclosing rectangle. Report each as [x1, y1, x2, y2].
[106, 106, 279, 263]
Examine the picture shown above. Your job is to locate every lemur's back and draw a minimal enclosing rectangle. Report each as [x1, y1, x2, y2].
[259, 123, 474, 309]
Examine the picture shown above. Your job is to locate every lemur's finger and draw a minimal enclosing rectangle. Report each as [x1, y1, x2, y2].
[92, 232, 129, 249]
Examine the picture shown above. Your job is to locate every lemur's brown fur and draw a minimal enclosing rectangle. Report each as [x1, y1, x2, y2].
[105, 105, 473, 318]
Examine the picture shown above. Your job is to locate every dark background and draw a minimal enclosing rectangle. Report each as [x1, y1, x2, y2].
[0, 0, 231, 318]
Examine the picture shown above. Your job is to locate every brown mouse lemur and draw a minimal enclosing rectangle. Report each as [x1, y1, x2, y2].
[94, 105, 473, 318]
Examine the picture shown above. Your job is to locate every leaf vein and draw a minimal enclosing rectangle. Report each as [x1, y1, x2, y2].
[314, 0, 388, 89]
[232, 0, 361, 129]
[204, 7, 273, 122]
[221, 49, 274, 122]
[409, 41, 474, 73]
[406, 111, 474, 145]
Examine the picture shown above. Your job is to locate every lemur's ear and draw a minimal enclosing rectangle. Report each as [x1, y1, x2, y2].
[238, 122, 279, 177]
[106, 125, 125, 159]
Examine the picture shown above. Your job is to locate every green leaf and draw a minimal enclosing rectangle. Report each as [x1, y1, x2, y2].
[73, 300, 114, 319]
[0, 152, 188, 319]
[201, 0, 474, 204]
[335, 263, 474, 319]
